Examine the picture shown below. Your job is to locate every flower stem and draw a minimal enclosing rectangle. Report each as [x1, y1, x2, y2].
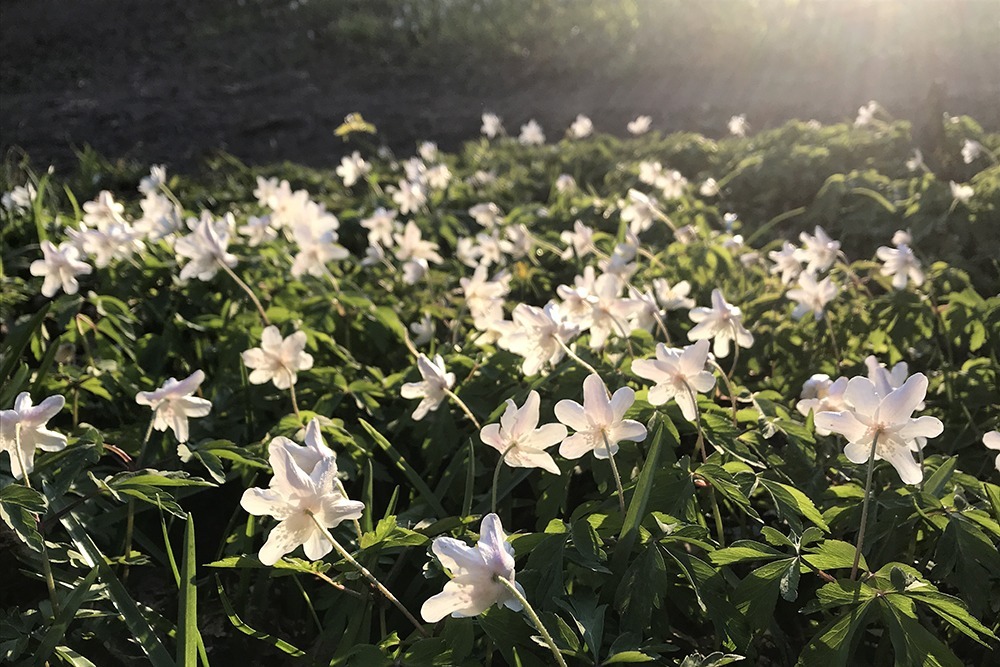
[491, 443, 518, 515]
[288, 382, 302, 421]
[219, 261, 270, 325]
[824, 312, 842, 370]
[707, 358, 739, 426]
[555, 337, 600, 377]
[14, 426, 60, 617]
[307, 513, 429, 637]
[137, 413, 156, 468]
[708, 487, 726, 547]
[494, 577, 568, 667]
[852, 432, 880, 581]
[602, 432, 627, 515]
[445, 389, 482, 431]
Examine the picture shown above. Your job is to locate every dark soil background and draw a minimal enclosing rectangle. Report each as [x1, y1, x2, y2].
[2, 0, 999, 172]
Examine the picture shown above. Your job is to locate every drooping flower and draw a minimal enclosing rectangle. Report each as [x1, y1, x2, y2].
[728, 114, 749, 137]
[394, 221, 443, 285]
[854, 100, 879, 127]
[795, 226, 840, 275]
[83, 190, 126, 229]
[409, 314, 435, 347]
[620, 189, 658, 235]
[688, 289, 754, 358]
[138, 164, 167, 195]
[905, 149, 926, 172]
[480, 391, 567, 475]
[961, 139, 983, 164]
[242, 326, 314, 390]
[0, 393, 67, 479]
[336, 151, 371, 187]
[418, 141, 439, 162]
[786, 272, 839, 320]
[29, 241, 93, 297]
[481, 112, 504, 139]
[796, 374, 849, 435]
[560, 220, 594, 260]
[498, 302, 578, 377]
[400, 354, 455, 421]
[391, 180, 427, 215]
[555, 374, 646, 459]
[876, 235, 924, 290]
[135, 370, 212, 443]
[768, 241, 802, 285]
[360, 207, 399, 248]
[815, 373, 943, 485]
[240, 436, 364, 566]
[469, 202, 503, 229]
[518, 119, 545, 146]
[949, 181, 973, 204]
[652, 278, 695, 311]
[632, 340, 714, 422]
[568, 114, 593, 139]
[174, 214, 238, 281]
[700, 178, 719, 197]
[238, 215, 278, 247]
[421, 513, 524, 622]
[983, 431, 1000, 473]
[2, 182, 37, 213]
[627, 115, 652, 135]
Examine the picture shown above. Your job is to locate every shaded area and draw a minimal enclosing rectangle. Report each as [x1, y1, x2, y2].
[2, 0, 999, 171]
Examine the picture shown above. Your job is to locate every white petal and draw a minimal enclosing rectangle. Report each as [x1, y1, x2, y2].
[258, 512, 312, 566]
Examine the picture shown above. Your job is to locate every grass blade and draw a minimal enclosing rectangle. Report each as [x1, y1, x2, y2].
[58, 507, 175, 667]
[177, 515, 198, 667]
[215, 577, 306, 657]
[359, 419, 447, 516]
[33, 567, 99, 667]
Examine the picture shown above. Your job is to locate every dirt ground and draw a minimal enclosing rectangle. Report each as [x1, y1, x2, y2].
[2, 0, 999, 173]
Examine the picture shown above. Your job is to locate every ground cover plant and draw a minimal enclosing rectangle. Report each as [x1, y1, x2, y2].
[1, 108, 999, 666]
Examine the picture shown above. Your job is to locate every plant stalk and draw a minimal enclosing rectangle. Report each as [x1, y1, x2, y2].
[495, 577, 567, 667]
[851, 432, 880, 581]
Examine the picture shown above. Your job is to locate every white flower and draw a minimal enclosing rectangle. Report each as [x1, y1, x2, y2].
[499, 303, 578, 377]
[401, 354, 455, 421]
[135, 370, 212, 443]
[906, 149, 925, 172]
[139, 165, 167, 195]
[136, 192, 182, 242]
[503, 224, 532, 260]
[855, 100, 879, 127]
[360, 207, 399, 248]
[674, 224, 698, 245]
[174, 214, 237, 281]
[1, 393, 67, 479]
[242, 326, 314, 390]
[518, 119, 545, 146]
[876, 239, 924, 290]
[2, 183, 37, 213]
[569, 114, 593, 139]
[652, 278, 695, 311]
[460, 265, 510, 332]
[657, 169, 688, 200]
[336, 151, 371, 187]
[391, 180, 427, 215]
[67, 220, 143, 269]
[632, 340, 714, 422]
[30, 241, 93, 297]
[469, 202, 503, 229]
[700, 178, 719, 197]
[240, 435, 364, 566]
[555, 374, 646, 459]
[983, 431, 1000, 473]
[480, 391, 566, 475]
[421, 513, 523, 622]
[688, 289, 754, 358]
[815, 374, 943, 485]
[864, 356, 924, 411]
[796, 374, 849, 435]
[627, 115, 652, 135]
[768, 241, 803, 285]
[728, 114, 749, 137]
[425, 164, 452, 191]
[961, 139, 983, 164]
[481, 112, 504, 139]
[620, 189, 658, 235]
[238, 215, 278, 247]
[786, 272, 839, 320]
[586, 272, 640, 350]
[83, 191, 126, 229]
[555, 174, 577, 194]
[409, 314, 434, 347]
[560, 220, 594, 260]
[638, 161, 664, 186]
[394, 221, 443, 284]
[795, 226, 840, 275]
[949, 181, 973, 204]
[418, 141, 439, 162]
[290, 217, 349, 278]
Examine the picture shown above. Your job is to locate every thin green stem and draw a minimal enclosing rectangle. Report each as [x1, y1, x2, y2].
[445, 389, 482, 431]
[307, 513, 429, 637]
[137, 413, 156, 469]
[219, 261, 270, 325]
[288, 382, 302, 421]
[708, 488, 726, 547]
[555, 337, 600, 377]
[491, 442, 518, 515]
[852, 432, 880, 581]
[707, 358, 739, 426]
[494, 577, 568, 667]
[14, 426, 60, 617]
[602, 432, 627, 515]
[824, 311, 842, 370]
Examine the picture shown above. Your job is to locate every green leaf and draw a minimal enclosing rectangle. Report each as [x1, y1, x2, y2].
[679, 652, 746, 667]
[0, 499, 43, 552]
[803, 539, 867, 572]
[604, 650, 656, 664]
[58, 508, 175, 667]
[177, 515, 198, 667]
[1, 303, 51, 385]
[798, 600, 873, 667]
[709, 540, 785, 566]
[215, 578, 306, 657]
[879, 598, 962, 667]
[33, 567, 100, 666]
[759, 478, 829, 532]
[908, 590, 998, 645]
[0, 484, 47, 512]
[359, 419, 447, 517]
